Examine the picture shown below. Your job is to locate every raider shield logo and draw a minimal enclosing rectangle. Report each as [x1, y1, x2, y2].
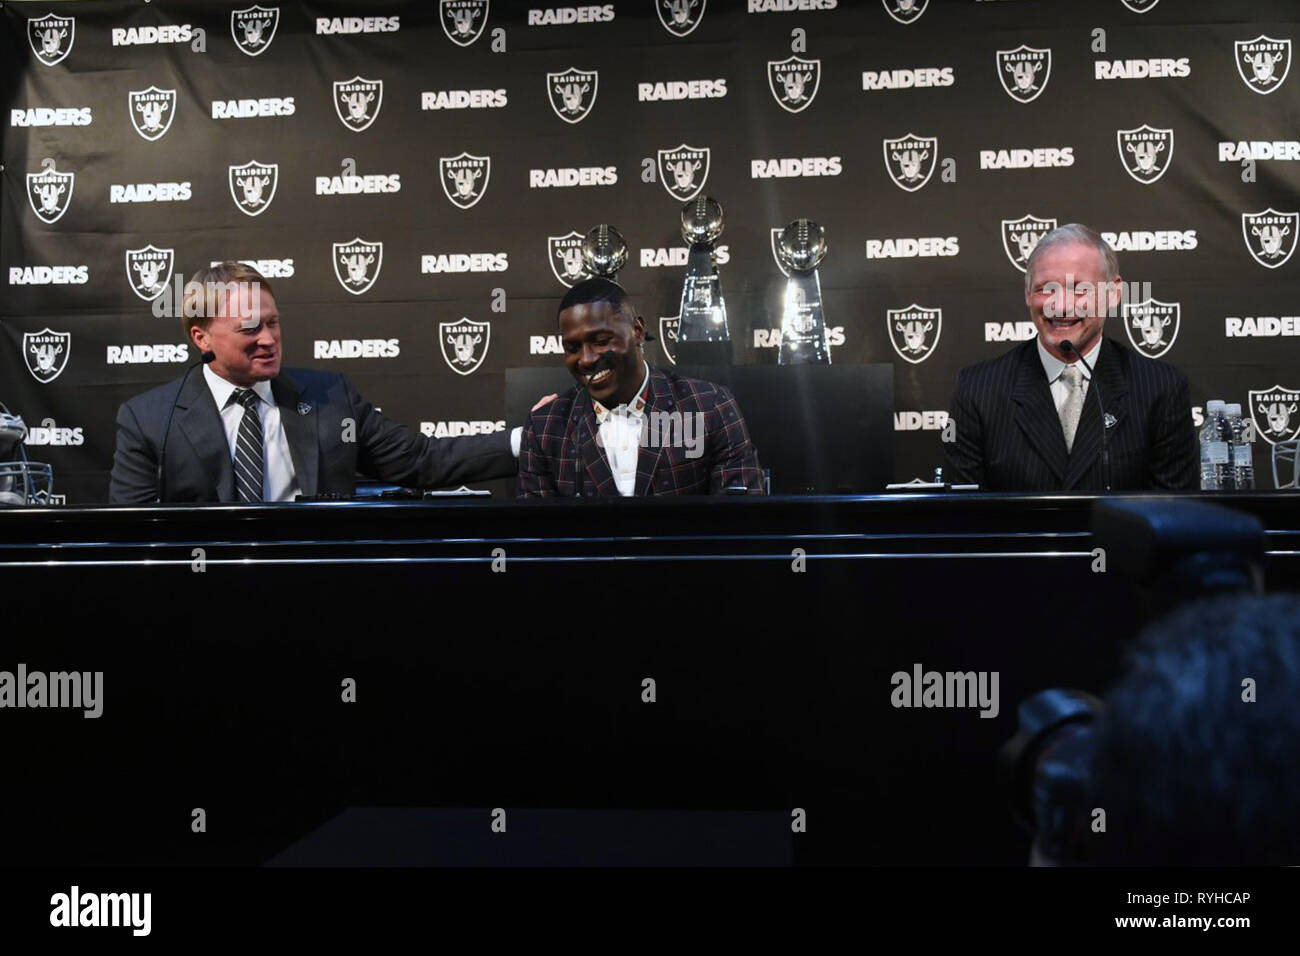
[232, 6, 279, 57]
[997, 45, 1051, 103]
[441, 319, 491, 375]
[888, 306, 942, 365]
[125, 245, 175, 302]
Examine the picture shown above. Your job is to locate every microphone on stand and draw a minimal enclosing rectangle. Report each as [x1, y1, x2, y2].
[157, 350, 216, 503]
[1060, 340, 1111, 492]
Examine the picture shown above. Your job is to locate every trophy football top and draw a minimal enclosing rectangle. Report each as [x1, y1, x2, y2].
[681, 196, 724, 246]
[581, 224, 628, 278]
[777, 219, 827, 273]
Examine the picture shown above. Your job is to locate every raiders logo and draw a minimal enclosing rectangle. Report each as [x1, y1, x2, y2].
[1249, 387, 1300, 445]
[770, 228, 791, 277]
[657, 0, 705, 37]
[547, 68, 598, 124]
[549, 232, 588, 288]
[659, 316, 681, 365]
[883, 133, 937, 192]
[441, 0, 490, 47]
[28, 14, 74, 67]
[882, 0, 928, 25]
[1120, 0, 1160, 12]
[888, 306, 942, 365]
[334, 77, 383, 132]
[441, 152, 491, 209]
[1241, 208, 1298, 269]
[1236, 35, 1292, 95]
[997, 45, 1051, 104]
[658, 145, 710, 201]
[27, 163, 74, 224]
[333, 238, 383, 296]
[228, 161, 278, 217]
[1116, 125, 1174, 184]
[1122, 297, 1180, 359]
[128, 87, 177, 142]
[231, 5, 279, 57]
[440, 319, 491, 376]
[1002, 215, 1057, 273]
[768, 57, 821, 113]
[125, 245, 176, 302]
[23, 328, 71, 383]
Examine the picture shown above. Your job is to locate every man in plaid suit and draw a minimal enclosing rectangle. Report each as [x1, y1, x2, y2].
[518, 278, 765, 497]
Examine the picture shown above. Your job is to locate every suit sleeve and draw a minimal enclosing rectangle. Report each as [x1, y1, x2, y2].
[1148, 370, 1198, 490]
[708, 386, 766, 495]
[944, 369, 986, 487]
[516, 416, 555, 498]
[108, 400, 161, 504]
[347, 377, 515, 488]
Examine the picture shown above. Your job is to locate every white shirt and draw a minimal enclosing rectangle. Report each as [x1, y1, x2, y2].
[593, 361, 651, 497]
[203, 365, 300, 502]
[1038, 336, 1101, 416]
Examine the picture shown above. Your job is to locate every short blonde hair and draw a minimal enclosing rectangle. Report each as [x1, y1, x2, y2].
[180, 261, 274, 341]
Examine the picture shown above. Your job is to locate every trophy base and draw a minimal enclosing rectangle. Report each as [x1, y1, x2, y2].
[675, 340, 732, 366]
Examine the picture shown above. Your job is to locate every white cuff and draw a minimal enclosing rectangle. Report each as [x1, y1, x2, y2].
[511, 426, 522, 458]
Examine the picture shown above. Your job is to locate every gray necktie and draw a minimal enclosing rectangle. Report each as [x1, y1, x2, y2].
[230, 388, 264, 502]
[1058, 364, 1085, 453]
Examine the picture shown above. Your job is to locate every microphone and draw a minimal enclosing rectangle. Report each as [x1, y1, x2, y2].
[157, 350, 215, 503]
[1060, 340, 1111, 492]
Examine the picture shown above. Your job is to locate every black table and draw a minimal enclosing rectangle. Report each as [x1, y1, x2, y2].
[3, 493, 1297, 865]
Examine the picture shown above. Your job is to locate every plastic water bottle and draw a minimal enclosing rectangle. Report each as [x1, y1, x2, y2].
[1226, 403, 1255, 490]
[1200, 400, 1228, 490]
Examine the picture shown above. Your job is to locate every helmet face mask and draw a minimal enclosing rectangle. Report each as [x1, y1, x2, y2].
[0, 460, 55, 506]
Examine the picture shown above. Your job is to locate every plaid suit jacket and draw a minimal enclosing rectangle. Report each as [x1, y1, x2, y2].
[518, 365, 766, 497]
[944, 337, 1198, 492]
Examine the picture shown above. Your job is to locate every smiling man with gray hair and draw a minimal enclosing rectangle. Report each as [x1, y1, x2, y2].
[943, 223, 1197, 491]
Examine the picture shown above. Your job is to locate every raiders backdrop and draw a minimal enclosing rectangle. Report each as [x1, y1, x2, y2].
[2, 0, 1297, 502]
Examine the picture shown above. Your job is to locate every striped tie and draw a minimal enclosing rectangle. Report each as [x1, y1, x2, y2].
[1058, 364, 1085, 453]
[230, 388, 264, 503]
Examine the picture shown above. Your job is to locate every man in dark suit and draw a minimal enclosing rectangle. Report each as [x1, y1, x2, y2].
[518, 278, 765, 497]
[944, 223, 1197, 492]
[110, 262, 535, 503]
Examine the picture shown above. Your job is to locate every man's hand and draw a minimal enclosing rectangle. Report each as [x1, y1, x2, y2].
[531, 393, 558, 412]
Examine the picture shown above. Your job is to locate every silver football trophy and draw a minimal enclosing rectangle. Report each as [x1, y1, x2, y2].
[678, 196, 730, 344]
[776, 219, 831, 365]
[581, 224, 628, 280]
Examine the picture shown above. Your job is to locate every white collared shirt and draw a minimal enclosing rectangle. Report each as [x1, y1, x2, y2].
[592, 361, 651, 497]
[1038, 336, 1101, 416]
[203, 365, 300, 502]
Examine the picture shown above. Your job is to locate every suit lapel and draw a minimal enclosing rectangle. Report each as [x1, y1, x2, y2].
[175, 371, 235, 502]
[1063, 338, 1129, 490]
[1011, 341, 1069, 484]
[271, 372, 319, 497]
[570, 389, 618, 496]
[633, 368, 672, 497]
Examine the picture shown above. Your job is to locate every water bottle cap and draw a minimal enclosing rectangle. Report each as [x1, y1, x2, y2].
[1226, 403, 1242, 416]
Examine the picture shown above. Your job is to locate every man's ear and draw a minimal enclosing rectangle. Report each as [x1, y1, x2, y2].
[189, 322, 209, 353]
[632, 313, 646, 345]
[1106, 274, 1124, 317]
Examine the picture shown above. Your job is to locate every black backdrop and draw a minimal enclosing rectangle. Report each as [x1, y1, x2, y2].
[2, 0, 1298, 502]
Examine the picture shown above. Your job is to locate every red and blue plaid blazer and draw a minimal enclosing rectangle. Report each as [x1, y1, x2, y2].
[518, 366, 766, 497]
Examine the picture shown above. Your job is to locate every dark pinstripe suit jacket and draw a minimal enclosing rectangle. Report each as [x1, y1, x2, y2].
[944, 337, 1197, 492]
[518, 365, 765, 497]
